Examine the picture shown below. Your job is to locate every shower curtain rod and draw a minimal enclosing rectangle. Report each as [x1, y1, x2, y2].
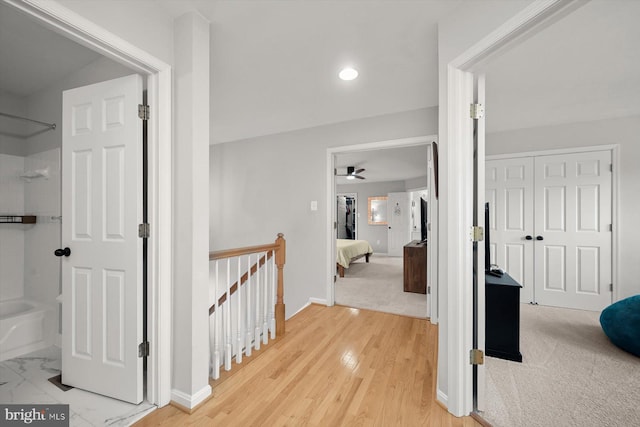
[0, 111, 56, 130]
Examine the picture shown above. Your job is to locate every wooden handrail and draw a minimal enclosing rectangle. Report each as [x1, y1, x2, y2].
[210, 243, 279, 261]
[209, 233, 286, 335]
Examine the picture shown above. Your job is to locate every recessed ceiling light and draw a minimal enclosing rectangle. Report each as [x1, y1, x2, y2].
[339, 67, 358, 81]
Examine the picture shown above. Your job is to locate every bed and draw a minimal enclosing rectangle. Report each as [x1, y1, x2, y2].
[336, 239, 374, 277]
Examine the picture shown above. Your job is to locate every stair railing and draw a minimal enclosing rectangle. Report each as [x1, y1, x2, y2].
[208, 233, 285, 379]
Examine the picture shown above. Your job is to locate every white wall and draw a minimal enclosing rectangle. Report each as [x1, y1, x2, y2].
[210, 107, 438, 317]
[487, 115, 640, 300]
[23, 149, 60, 321]
[0, 92, 28, 157]
[171, 11, 211, 409]
[336, 180, 406, 254]
[0, 154, 25, 300]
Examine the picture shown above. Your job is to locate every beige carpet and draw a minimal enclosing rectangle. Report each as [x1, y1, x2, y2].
[334, 254, 428, 318]
[484, 303, 640, 427]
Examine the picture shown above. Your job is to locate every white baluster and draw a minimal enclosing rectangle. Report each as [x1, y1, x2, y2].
[245, 254, 253, 357]
[254, 252, 261, 350]
[270, 252, 276, 340]
[262, 253, 269, 345]
[225, 258, 232, 371]
[212, 260, 220, 379]
[236, 257, 243, 364]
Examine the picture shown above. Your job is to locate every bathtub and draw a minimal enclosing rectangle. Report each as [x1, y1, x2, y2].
[0, 298, 55, 362]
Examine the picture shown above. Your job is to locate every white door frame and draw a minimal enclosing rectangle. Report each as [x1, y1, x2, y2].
[486, 144, 619, 303]
[326, 135, 436, 318]
[5, 0, 173, 406]
[443, 0, 585, 416]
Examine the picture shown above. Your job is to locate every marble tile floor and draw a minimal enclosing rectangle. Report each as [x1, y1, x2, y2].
[0, 346, 156, 426]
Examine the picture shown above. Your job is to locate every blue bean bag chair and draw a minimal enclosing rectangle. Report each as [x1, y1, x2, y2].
[600, 295, 640, 357]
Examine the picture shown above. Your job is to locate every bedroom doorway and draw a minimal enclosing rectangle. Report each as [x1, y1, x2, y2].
[326, 136, 437, 321]
[337, 193, 357, 240]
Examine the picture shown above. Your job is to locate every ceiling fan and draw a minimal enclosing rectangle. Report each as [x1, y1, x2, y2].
[335, 166, 366, 180]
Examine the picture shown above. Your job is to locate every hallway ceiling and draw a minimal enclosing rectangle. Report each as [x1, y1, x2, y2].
[335, 144, 429, 185]
[486, 0, 640, 133]
[1, 0, 638, 149]
[150, 0, 464, 144]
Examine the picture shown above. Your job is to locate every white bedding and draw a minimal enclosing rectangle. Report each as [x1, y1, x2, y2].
[336, 239, 373, 269]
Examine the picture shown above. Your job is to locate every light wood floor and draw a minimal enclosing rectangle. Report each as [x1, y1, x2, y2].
[135, 304, 482, 426]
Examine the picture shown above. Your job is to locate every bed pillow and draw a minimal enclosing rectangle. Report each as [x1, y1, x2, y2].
[599, 295, 640, 357]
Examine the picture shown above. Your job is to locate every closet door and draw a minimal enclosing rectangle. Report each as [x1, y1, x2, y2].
[533, 151, 612, 311]
[485, 158, 535, 304]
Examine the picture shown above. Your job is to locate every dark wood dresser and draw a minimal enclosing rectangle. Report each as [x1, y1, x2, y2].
[403, 240, 427, 294]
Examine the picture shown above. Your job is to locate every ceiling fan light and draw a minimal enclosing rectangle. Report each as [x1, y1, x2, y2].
[346, 175, 355, 180]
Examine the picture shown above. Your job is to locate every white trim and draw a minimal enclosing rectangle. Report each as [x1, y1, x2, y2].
[453, 0, 582, 70]
[486, 144, 619, 160]
[289, 298, 328, 319]
[326, 135, 437, 307]
[611, 145, 619, 303]
[437, 389, 448, 408]
[444, 67, 475, 417]
[170, 385, 212, 410]
[475, 73, 487, 412]
[5, 0, 173, 407]
[486, 144, 620, 305]
[309, 297, 328, 306]
[443, 0, 582, 417]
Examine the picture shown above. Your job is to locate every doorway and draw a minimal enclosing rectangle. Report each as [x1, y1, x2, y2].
[337, 193, 357, 240]
[326, 136, 436, 320]
[2, 0, 172, 408]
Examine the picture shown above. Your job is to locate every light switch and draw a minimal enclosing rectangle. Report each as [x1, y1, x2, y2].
[310, 201, 318, 211]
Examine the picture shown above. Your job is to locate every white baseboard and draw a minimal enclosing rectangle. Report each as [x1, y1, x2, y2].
[437, 389, 448, 408]
[290, 298, 328, 319]
[171, 384, 212, 410]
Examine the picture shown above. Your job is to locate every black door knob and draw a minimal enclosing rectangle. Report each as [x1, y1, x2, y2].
[525, 235, 533, 240]
[536, 236, 544, 241]
[54, 247, 71, 257]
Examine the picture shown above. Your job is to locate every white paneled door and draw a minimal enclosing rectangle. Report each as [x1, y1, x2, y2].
[485, 157, 535, 304]
[486, 150, 612, 311]
[61, 75, 143, 403]
[534, 151, 612, 311]
[387, 192, 410, 256]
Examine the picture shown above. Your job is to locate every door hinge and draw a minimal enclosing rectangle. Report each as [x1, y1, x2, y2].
[138, 104, 149, 120]
[470, 349, 484, 365]
[427, 286, 431, 295]
[334, 221, 337, 230]
[138, 223, 150, 238]
[608, 224, 612, 232]
[610, 283, 613, 292]
[470, 103, 484, 120]
[471, 226, 484, 242]
[610, 163, 613, 172]
[138, 341, 149, 358]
